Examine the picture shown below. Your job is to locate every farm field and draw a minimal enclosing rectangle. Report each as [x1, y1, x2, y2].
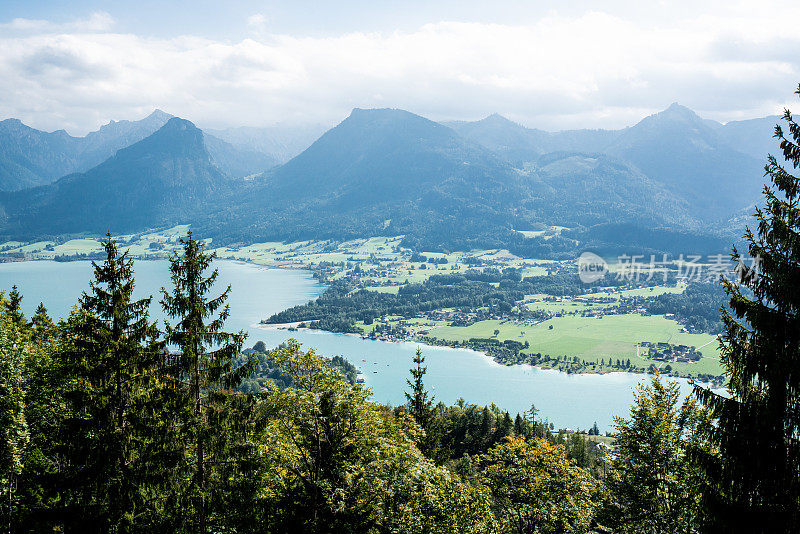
[426, 314, 722, 375]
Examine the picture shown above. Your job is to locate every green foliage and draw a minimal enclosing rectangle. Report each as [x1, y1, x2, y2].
[479, 436, 599, 533]
[0, 296, 31, 529]
[642, 282, 727, 334]
[693, 85, 800, 532]
[266, 269, 627, 332]
[608, 375, 708, 533]
[160, 230, 249, 533]
[259, 339, 498, 533]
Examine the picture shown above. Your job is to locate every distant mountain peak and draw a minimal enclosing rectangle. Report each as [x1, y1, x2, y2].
[0, 118, 35, 134]
[146, 109, 174, 121]
[347, 107, 416, 119]
[338, 108, 449, 135]
[161, 116, 197, 131]
[479, 113, 520, 127]
[655, 102, 700, 122]
[111, 116, 209, 162]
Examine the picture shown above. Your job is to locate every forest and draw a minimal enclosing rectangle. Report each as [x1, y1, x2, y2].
[0, 234, 714, 533]
[263, 269, 635, 332]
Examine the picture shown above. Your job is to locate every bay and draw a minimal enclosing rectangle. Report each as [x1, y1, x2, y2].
[0, 259, 700, 431]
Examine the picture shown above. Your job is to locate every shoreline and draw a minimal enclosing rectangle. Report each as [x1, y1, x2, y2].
[251, 322, 721, 384]
[8, 255, 722, 385]
[256, 321, 305, 331]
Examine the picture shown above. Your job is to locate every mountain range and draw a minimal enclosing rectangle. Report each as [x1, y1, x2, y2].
[0, 110, 307, 191]
[0, 103, 781, 256]
[1, 118, 232, 236]
[448, 103, 771, 220]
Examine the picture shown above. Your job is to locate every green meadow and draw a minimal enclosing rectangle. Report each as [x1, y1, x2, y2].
[427, 314, 722, 375]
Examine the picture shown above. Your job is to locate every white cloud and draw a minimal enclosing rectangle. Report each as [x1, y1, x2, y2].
[0, 12, 114, 34]
[1, 5, 799, 135]
[247, 13, 268, 37]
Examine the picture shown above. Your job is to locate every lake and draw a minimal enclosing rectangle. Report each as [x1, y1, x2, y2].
[0, 259, 700, 431]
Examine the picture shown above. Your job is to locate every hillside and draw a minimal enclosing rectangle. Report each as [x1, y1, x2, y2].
[0, 118, 233, 237]
[200, 108, 711, 255]
[604, 103, 765, 219]
[0, 119, 83, 191]
[446, 114, 617, 164]
[0, 110, 281, 192]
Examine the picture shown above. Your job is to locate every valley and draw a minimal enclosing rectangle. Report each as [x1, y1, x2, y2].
[1, 228, 726, 383]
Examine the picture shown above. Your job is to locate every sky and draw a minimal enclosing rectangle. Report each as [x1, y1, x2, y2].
[1, 0, 798, 135]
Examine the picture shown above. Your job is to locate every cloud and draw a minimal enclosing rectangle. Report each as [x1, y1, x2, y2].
[0, 12, 114, 34]
[0, 6, 798, 135]
[247, 13, 268, 37]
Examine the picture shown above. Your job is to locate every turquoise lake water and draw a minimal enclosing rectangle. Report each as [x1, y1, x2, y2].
[0, 259, 701, 431]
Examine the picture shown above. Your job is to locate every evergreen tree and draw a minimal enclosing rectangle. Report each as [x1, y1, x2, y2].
[0, 298, 30, 532]
[30, 303, 54, 342]
[7, 286, 24, 325]
[160, 231, 249, 533]
[514, 413, 524, 436]
[694, 85, 800, 532]
[59, 233, 161, 531]
[404, 348, 440, 458]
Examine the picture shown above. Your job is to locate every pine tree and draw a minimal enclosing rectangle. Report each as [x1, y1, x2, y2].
[0, 297, 30, 532]
[60, 233, 161, 531]
[405, 348, 433, 423]
[694, 86, 800, 532]
[404, 348, 440, 458]
[160, 231, 249, 533]
[514, 413, 524, 436]
[7, 285, 24, 325]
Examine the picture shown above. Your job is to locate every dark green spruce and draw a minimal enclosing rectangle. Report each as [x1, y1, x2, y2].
[694, 85, 800, 533]
[160, 231, 250, 533]
[59, 233, 161, 532]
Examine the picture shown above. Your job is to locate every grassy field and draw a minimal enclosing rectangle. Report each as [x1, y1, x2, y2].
[589, 285, 686, 300]
[364, 286, 401, 294]
[427, 314, 722, 375]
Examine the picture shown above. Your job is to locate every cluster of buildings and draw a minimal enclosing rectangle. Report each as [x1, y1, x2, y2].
[640, 342, 701, 363]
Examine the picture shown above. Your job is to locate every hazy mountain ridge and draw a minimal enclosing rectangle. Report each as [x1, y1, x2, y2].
[0, 103, 778, 255]
[603, 103, 764, 220]
[0, 118, 233, 237]
[446, 114, 618, 163]
[0, 119, 84, 191]
[450, 104, 772, 222]
[196, 108, 713, 256]
[205, 123, 329, 164]
[201, 108, 535, 246]
[0, 110, 292, 191]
